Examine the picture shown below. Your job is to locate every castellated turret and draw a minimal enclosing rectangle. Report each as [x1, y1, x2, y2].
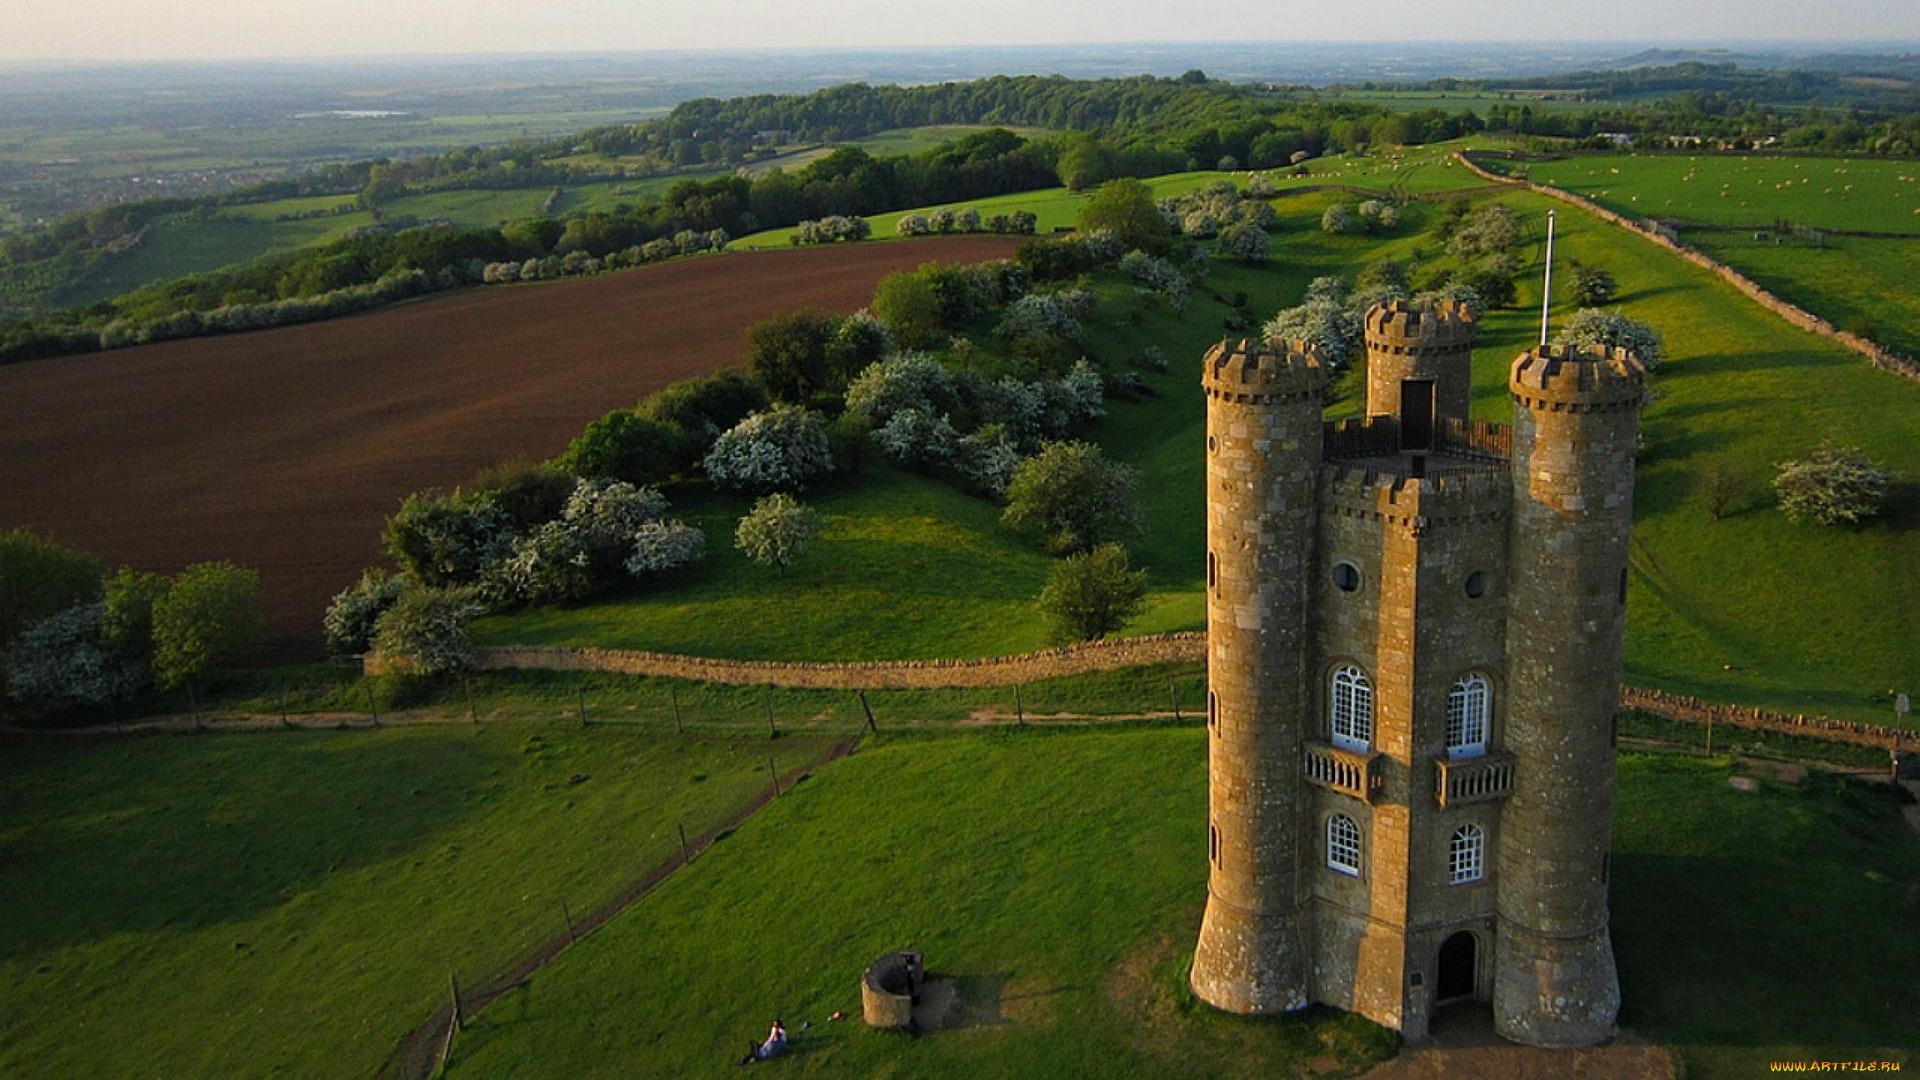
[1192, 312, 1643, 1044]
[1494, 344, 1645, 1046]
[1364, 299, 1478, 439]
[1191, 338, 1327, 1014]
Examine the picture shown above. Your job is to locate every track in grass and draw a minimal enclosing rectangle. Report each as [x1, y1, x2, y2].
[0, 237, 1020, 645]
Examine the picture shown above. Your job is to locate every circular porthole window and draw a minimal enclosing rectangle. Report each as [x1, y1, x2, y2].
[1332, 562, 1362, 593]
[1464, 570, 1490, 599]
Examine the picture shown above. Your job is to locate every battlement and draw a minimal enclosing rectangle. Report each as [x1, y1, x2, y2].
[1318, 459, 1510, 534]
[1510, 344, 1647, 412]
[1322, 416, 1511, 463]
[1364, 299, 1477, 352]
[1202, 338, 1327, 403]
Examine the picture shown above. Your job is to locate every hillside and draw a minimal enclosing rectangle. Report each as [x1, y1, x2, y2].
[0, 237, 1019, 641]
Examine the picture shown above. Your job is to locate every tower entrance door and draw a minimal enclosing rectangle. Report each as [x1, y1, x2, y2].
[1400, 379, 1435, 451]
[1436, 931, 1477, 1002]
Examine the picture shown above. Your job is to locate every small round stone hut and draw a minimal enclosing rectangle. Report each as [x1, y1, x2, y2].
[860, 951, 923, 1029]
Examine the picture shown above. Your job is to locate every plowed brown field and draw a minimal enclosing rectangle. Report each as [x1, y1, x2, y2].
[0, 237, 1021, 646]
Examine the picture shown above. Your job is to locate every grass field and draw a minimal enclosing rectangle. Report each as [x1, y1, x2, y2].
[1509, 152, 1920, 231]
[521, 182, 1920, 724]
[432, 727, 1917, 1078]
[0, 722, 838, 1078]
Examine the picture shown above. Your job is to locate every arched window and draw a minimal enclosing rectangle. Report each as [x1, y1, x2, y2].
[1330, 665, 1374, 752]
[1327, 814, 1362, 876]
[1449, 823, 1485, 884]
[1445, 674, 1490, 759]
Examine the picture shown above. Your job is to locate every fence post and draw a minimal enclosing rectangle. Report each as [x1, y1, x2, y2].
[578, 687, 588, 729]
[1014, 684, 1025, 726]
[367, 683, 380, 727]
[562, 900, 577, 944]
[858, 689, 877, 734]
[1169, 675, 1181, 722]
[765, 695, 777, 739]
[449, 971, 465, 1029]
[671, 686, 684, 734]
[1705, 712, 1713, 756]
[188, 682, 202, 730]
[677, 819, 690, 865]
[465, 676, 478, 724]
[768, 754, 781, 797]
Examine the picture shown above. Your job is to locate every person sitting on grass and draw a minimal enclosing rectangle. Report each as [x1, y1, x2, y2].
[740, 1018, 788, 1064]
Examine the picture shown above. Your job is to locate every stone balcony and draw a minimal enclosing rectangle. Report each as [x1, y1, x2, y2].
[1434, 751, 1517, 807]
[1303, 740, 1383, 802]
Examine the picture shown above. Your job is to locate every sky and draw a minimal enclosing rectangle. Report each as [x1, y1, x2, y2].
[6, 0, 1920, 61]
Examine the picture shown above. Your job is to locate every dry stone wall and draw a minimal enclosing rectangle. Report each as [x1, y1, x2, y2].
[1453, 152, 1920, 385]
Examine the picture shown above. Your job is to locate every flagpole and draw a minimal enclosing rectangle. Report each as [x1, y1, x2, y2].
[1539, 209, 1556, 348]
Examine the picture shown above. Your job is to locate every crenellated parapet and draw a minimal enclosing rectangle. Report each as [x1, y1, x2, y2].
[1202, 337, 1327, 404]
[1363, 298, 1478, 355]
[1317, 462, 1510, 534]
[1510, 344, 1647, 413]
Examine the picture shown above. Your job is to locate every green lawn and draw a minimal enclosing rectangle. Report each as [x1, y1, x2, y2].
[437, 727, 1917, 1078]
[0, 723, 837, 1078]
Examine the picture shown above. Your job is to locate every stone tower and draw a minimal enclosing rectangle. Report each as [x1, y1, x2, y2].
[1190, 308, 1644, 1044]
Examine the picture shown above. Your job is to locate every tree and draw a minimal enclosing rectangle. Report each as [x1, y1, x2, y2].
[1447, 204, 1521, 259]
[703, 406, 834, 493]
[1219, 221, 1272, 264]
[1696, 458, 1746, 521]
[746, 309, 837, 402]
[735, 493, 820, 574]
[3, 602, 147, 711]
[1773, 442, 1891, 525]
[871, 270, 943, 349]
[151, 562, 266, 693]
[639, 372, 770, 447]
[385, 489, 514, 587]
[1570, 264, 1618, 307]
[323, 568, 408, 656]
[1321, 203, 1360, 235]
[371, 586, 482, 676]
[0, 528, 102, 647]
[1077, 178, 1171, 252]
[1039, 543, 1149, 644]
[1002, 441, 1144, 555]
[1554, 308, 1664, 368]
[101, 567, 170, 661]
[563, 410, 687, 484]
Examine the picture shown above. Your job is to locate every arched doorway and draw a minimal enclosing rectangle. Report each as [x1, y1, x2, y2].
[1436, 931, 1477, 1002]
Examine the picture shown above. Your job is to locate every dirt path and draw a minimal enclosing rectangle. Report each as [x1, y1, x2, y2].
[374, 735, 859, 1080]
[0, 237, 1020, 646]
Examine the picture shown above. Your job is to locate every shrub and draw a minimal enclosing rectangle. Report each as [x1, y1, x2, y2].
[151, 562, 266, 691]
[1002, 441, 1143, 554]
[1055, 358, 1107, 425]
[1570, 264, 1619, 306]
[3, 601, 147, 711]
[1077, 178, 1172, 252]
[1554, 309, 1665, 369]
[735, 493, 820, 574]
[101, 567, 170, 660]
[0, 528, 103, 647]
[563, 410, 687, 484]
[896, 214, 931, 237]
[1447, 204, 1521, 259]
[793, 216, 870, 244]
[1458, 262, 1518, 310]
[1247, 172, 1277, 198]
[1263, 298, 1361, 369]
[639, 373, 770, 446]
[625, 520, 707, 576]
[371, 587, 483, 676]
[385, 489, 514, 587]
[747, 309, 839, 402]
[871, 270, 943, 349]
[1321, 204, 1361, 235]
[927, 207, 957, 234]
[472, 460, 577, 528]
[872, 407, 958, 470]
[323, 568, 408, 656]
[1118, 250, 1190, 310]
[955, 423, 1023, 498]
[843, 352, 960, 427]
[704, 406, 834, 493]
[995, 289, 1095, 356]
[1039, 543, 1149, 645]
[1218, 221, 1270, 263]
[826, 311, 893, 386]
[1131, 345, 1169, 373]
[1773, 442, 1892, 526]
[484, 520, 597, 605]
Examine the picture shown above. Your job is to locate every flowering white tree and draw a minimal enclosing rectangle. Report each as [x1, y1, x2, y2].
[1218, 220, 1271, 263]
[1774, 443, 1891, 526]
[896, 214, 931, 237]
[4, 602, 148, 709]
[873, 408, 958, 470]
[626, 520, 707, 575]
[1554, 309, 1666, 369]
[735, 494, 821, 574]
[704, 406, 834, 493]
